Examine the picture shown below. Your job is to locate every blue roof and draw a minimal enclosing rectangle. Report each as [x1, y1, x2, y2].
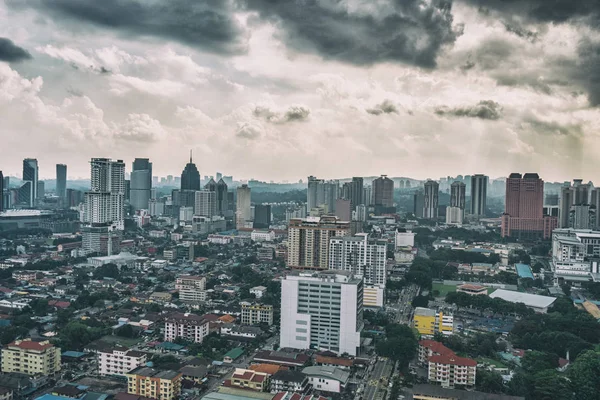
[35, 395, 70, 400]
[515, 263, 534, 279]
[157, 342, 185, 350]
[0, 319, 11, 327]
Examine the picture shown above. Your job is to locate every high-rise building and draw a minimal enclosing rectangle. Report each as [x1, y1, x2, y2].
[0, 171, 3, 213]
[307, 176, 339, 213]
[125, 367, 182, 400]
[130, 158, 152, 211]
[1, 339, 61, 376]
[216, 179, 229, 216]
[592, 188, 600, 230]
[195, 190, 217, 218]
[447, 181, 465, 225]
[254, 204, 272, 229]
[335, 199, 351, 221]
[280, 270, 364, 356]
[559, 180, 593, 229]
[236, 184, 252, 229]
[180, 152, 200, 191]
[22, 158, 38, 207]
[470, 174, 487, 217]
[364, 185, 373, 207]
[287, 216, 351, 269]
[56, 164, 67, 203]
[372, 175, 394, 207]
[66, 188, 83, 207]
[423, 180, 439, 219]
[37, 181, 45, 200]
[329, 233, 387, 307]
[501, 173, 557, 239]
[342, 177, 364, 211]
[413, 190, 425, 218]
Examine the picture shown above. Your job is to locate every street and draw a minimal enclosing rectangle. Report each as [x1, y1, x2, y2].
[391, 284, 419, 325]
[357, 358, 394, 400]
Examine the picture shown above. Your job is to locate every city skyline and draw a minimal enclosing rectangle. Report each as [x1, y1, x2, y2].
[1, 2, 599, 181]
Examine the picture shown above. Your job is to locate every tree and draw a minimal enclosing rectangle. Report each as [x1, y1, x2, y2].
[531, 370, 572, 400]
[476, 369, 504, 394]
[411, 295, 429, 308]
[115, 324, 136, 338]
[568, 350, 600, 400]
[522, 351, 559, 373]
[92, 263, 120, 280]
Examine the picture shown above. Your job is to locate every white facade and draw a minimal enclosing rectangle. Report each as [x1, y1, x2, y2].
[236, 185, 252, 229]
[445, 206, 464, 225]
[195, 190, 217, 218]
[280, 271, 363, 356]
[395, 230, 415, 248]
[83, 158, 125, 230]
[179, 206, 194, 223]
[329, 234, 386, 307]
[98, 347, 147, 377]
[241, 302, 274, 325]
[208, 235, 233, 244]
[164, 313, 210, 343]
[249, 286, 267, 298]
[302, 366, 349, 394]
[176, 276, 207, 302]
[251, 230, 275, 242]
[552, 228, 600, 280]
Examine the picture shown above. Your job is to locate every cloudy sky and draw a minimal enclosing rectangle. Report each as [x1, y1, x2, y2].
[0, 0, 599, 182]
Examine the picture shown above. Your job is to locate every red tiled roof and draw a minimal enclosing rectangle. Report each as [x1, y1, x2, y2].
[272, 393, 286, 400]
[233, 371, 254, 380]
[249, 364, 286, 374]
[48, 300, 71, 309]
[428, 354, 477, 367]
[316, 355, 353, 367]
[8, 340, 53, 351]
[250, 375, 266, 383]
[458, 284, 487, 290]
[419, 340, 454, 356]
[558, 358, 570, 368]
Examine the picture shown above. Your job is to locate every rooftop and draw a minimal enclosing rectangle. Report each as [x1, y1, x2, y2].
[413, 384, 524, 400]
[128, 366, 180, 380]
[515, 264, 534, 279]
[489, 289, 556, 309]
[7, 339, 54, 351]
[0, 210, 53, 217]
[301, 365, 350, 383]
[414, 307, 436, 317]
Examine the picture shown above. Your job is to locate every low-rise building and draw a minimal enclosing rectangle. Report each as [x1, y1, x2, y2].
[11, 270, 38, 282]
[251, 230, 275, 242]
[220, 324, 262, 339]
[413, 308, 453, 336]
[149, 292, 172, 304]
[270, 370, 308, 393]
[253, 350, 310, 369]
[241, 302, 274, 326]
[228, 368, 269, 392]
[1, 339, 61, 376]
[125, 366, 182, 400]
[250, 286, 267, 298]
[177, 275, 207, 303]
[164, 313, 209, 343]
[302, 365, 349, 394]
[98, 345, 147, 377]
[418, 340, 476, 388]
[456, 284, 487, 296]
[488, 289, 556, 313]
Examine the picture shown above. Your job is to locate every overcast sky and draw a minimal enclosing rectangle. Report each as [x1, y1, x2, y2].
[0, 0, 599, 182]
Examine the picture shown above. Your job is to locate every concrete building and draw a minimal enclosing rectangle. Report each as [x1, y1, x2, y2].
[418, 340, 476, 388]
[413, 308, 453, 336]
[254, 204, 272, 229]
[470, 174, 488, 217]
[164, 312, 209, 343]
[22, 158, 38, 207]
[551, 228, 600, 282]
[228, 368, 270, 392]
[395, 230, 415, 248]
[56, 164, 67, 204]
[280, 271, 363, 356]
[176, 275, 207, 303]
[423, 180, 439, 219]
[329, 233, 386, 307]
[414, 190, 425, 218]
[456, 284, 487, 296]
[98, 345, 147, 376]
[236, 184, 252, 229]
[241, 302, 274, 326]
[1, 339, 60, 376]
[130, 158, 152, 211]
[372, 175, 394, 207]
[270, 370, 309, 393]
[334, 199, 351, 221]
[287, 216, 351, 269]
[501, 173, 557, 239]
[341, 177, 364, 211]
[302, 366, 349, 394]
[180, 152, 200, 191]
[560, 180, 593, 229]
[195, 190, 217, 218]
[250, 286, 267, 298]
[307, 176, 339, 214]
[83, 158, 126, 230]
[125, 367, 182, 400]
[446, 181, 465, 225]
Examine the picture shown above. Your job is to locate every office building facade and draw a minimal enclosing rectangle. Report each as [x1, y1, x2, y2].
[195, 190, 217, 218]
[470, 174, 487, 217]
[423, 180, 439, 219]
[22, 158, 38, 207]
[280, 271, 363, 356]
[287, 216, 351, 269]
[56, 164, 67, 203]
[372, 175, 394, 207]
[254, 204, 272, 229]
[551, 228, 600, 282]
[130, 158, 152, 211]
[180, 153, 200, 191]
[241, 302, 274, 326]
[236, 184, 252, 229]
[83, 158, 126, 230]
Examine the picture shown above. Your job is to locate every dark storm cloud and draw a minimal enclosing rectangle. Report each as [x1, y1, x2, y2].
[253, 105, 310, 123]
[0, 38, 32, 62]
[366, 100, 399, 115]
[435, 100, 503, 120]
[7, 0, 247, 55]
[244, 0, 463, 68]
[574, 39, 600, 106]
[467, 0, 600, 24]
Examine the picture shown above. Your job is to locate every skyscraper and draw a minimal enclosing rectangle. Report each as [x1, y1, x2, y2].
[447, 181, 466, 225]
[329, 233, 387, 307]
[347, 177, 364, 210]
[287, 216, 351, 269]
[83, 158, 126, 229]
[56, 164, 67, 203]
[413, 190, 424, 218]
[236, 184, 252, 229]
[559, 179, 592, 229]
[216, 179, 229, 216]
[22, 158, 38, 207]
[37, 181, 45, 200]
[130, 158, 152, 211]
[280, 270, 363, 356]
[591, 188, 600, 230]
[253, 204, 272, 229]
[501, 173, 557, 239]
[307, 176, 339, 213]
[180, 152, 200, 191]
[372, 175, 394, 207]
[470, 174, 487, 217]
[194, 190, 217, 218]
[423, 180, 439, 219]
[0, 171, 3, 212]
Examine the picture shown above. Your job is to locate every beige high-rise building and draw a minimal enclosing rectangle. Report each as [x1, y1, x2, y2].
[287, 216, 351, 269]
[236, 184, 252, 229]
[1, 339, 60, 376]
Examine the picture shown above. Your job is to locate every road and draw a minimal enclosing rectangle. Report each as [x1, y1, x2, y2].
[393, 284, 419, 325]
[359, 358, 394, 400]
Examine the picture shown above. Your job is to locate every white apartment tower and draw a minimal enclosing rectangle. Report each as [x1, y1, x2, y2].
[329, 233, 387, 307]
[236, 184, 252, 229]
[287, 216, 351, 269]
[280, 270, 363, 356]
[98, 346, 147, 376]
[83, 158, 126, 230]
[195, 190, 217, 218]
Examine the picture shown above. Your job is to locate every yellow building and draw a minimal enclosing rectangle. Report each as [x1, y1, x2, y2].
[229, 368, 270, 392]
[126, 366, 182, 400]
[1, 339, 60, 376]
[413, 307, 453, 336]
